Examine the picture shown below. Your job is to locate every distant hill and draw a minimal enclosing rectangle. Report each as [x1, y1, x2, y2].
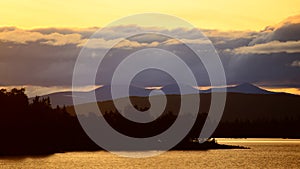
[202, 83, 275, 94]
[161, 83, 200, 95]
[67, 92, 300, 122]
[65, 92, 300, 138]
[34, 85, 151, 107]
[35, 83, 286, 107]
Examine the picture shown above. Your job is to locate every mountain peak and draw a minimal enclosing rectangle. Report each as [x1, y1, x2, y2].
[235, 83, 260, 89]
[230, 83, 273, 94]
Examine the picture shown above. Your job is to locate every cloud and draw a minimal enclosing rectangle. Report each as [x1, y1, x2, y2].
[291, 60, 300, 67]
[249, 15, 300, 45]
[0, 41, 80, 86]
[162, 38, 211, 46]
[0, 26, 210, 49]
[233, 40, 300, 54]
[0, 26, 215, 87]
[203, 30, 258, 50]
[81, 38, 162, 49]
[113, 39, 160, 48]
[1, 15, 300, 93]
[78, 38, 123, 49]
[0, 28, 82, 46]
[0, 29, 44, 44]
[79, 36, 211, 49]
[40, 33, 82, 46]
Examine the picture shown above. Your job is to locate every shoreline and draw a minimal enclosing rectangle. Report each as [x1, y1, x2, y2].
[0, 141, 248, 157]
[3, 138, 299, 157]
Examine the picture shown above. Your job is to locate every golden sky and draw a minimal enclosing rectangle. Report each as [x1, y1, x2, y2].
[1, 0, 300, 31]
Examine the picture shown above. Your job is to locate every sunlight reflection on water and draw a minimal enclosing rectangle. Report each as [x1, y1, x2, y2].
[0, 139, 299, 169]
[217, 138, 300, 143]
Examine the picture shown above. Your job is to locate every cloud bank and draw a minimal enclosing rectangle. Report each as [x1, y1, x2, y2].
[0, 15, 300, 94]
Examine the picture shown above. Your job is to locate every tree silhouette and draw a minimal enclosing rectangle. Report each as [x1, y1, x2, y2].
[0, 88, 299, 155]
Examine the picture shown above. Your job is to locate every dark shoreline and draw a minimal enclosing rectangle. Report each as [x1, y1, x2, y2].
[0, 141, 248, 157]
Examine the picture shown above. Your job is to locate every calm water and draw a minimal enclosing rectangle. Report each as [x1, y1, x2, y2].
[1, 139, 299, 169]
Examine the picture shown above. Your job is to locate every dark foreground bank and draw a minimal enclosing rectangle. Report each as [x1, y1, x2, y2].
[3, 88, 299, 156]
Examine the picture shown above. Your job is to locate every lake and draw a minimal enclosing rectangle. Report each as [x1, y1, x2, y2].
[1, 139, 299, 168]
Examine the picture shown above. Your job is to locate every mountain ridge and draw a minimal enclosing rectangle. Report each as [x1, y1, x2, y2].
[34, 83, 290, 107]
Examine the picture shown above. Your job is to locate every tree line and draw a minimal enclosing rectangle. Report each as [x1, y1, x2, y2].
[0, 88, 299, 155]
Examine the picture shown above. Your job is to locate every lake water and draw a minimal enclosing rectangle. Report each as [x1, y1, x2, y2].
[1, 139, 299, 168]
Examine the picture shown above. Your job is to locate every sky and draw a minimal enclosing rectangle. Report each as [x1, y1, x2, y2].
[1, 0, 300, 31]
[0, 1, 300, 96]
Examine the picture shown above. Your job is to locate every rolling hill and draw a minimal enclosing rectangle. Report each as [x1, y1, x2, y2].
[35, 83, 281, 107]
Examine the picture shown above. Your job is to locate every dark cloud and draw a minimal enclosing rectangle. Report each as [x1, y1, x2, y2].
[250, 16, 300, 45]
[224, 52, 300, 87]
[0, 41, 79, 86]
[233, 40, 300, 54]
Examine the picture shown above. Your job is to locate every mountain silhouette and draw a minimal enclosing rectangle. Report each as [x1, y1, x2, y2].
[34, 83, 284, 107]
[34, 85, 151, 107]
[161, 83, 200, 95]
[202, 83, 275, 94]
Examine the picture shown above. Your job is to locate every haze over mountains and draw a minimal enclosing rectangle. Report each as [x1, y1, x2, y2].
[37, 83, 281, 107]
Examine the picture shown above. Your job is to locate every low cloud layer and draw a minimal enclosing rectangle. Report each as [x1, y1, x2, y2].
[0, 28, 82, 46]
[291, 60, 300, 67]
[0, 15, 300, 93]
[233, 40, 300, 54]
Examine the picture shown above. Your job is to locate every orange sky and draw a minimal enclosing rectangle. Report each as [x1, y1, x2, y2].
[1, 0, 300, 31]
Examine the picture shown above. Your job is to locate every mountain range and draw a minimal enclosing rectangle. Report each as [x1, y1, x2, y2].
[48, 82, 300, 129]
[35, 83, 282, 107]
